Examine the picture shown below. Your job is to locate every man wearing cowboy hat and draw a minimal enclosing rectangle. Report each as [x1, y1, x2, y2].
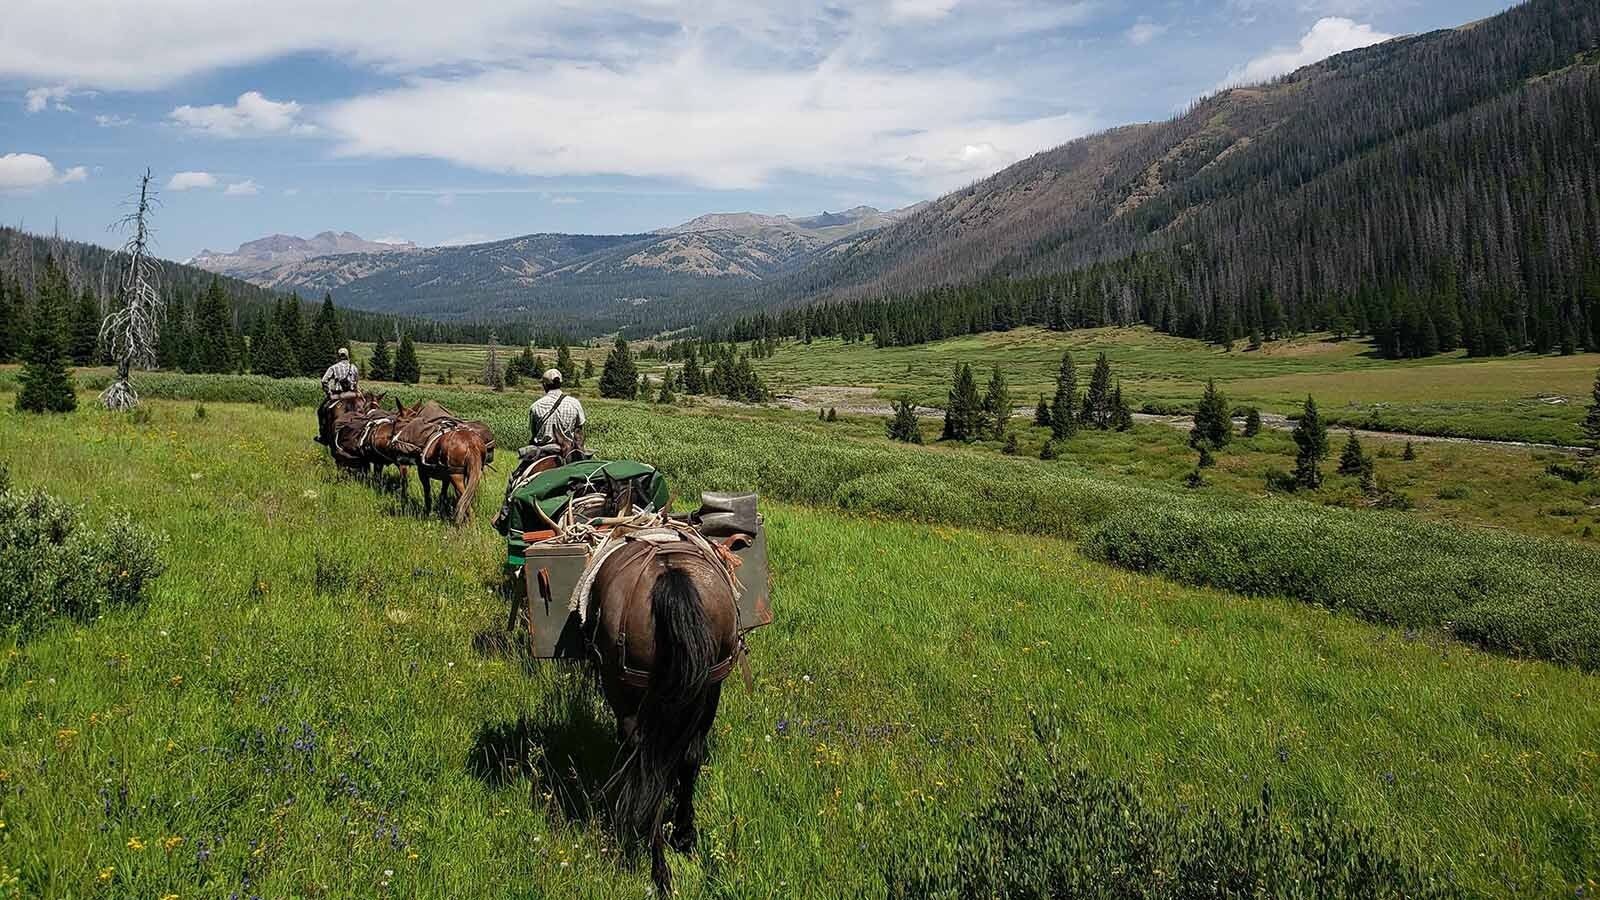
[316, 347, 361, 445]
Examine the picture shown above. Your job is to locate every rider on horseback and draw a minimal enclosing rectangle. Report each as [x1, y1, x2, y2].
[316, 348, 361, 445]
[528, 368, 585, 447]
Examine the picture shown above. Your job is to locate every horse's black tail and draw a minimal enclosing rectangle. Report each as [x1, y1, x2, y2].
[614, 566, 717, 838]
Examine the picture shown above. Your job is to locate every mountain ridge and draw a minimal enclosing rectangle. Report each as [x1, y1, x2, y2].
[190, 204, 924, 327]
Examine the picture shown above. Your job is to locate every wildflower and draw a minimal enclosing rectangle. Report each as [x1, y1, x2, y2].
[98, 867, 114, 882]
[163, 835, 183, 852]
[169, 675, 184, 688]
[56, 728, 80, 751]
[160, 893, 179, 900]
[127, 836, 146, 851]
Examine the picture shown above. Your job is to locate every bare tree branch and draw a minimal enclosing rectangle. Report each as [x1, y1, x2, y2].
[98, 169, 165, 411]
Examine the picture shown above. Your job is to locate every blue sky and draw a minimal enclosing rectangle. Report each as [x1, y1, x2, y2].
[1, 0, 1513, 260]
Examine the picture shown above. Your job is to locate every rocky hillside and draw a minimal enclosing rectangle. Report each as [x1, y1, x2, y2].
[196, 207, 919, 327]
[191, 231, 415, 279]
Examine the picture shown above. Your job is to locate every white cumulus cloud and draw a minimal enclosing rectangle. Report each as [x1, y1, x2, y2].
[169, 91, 314, 138]
[321, 50, 1093, 193]
[24, 85, 76, 113]
[223, 179, 261, 196]
[166, 171, 219, 191]
[1222, 17, 1394, 87]
[0, 153, 88, 190]
[95, 113, 134, 127]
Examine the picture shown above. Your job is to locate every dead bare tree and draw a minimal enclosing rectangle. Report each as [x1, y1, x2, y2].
[98, 170, 164, 411]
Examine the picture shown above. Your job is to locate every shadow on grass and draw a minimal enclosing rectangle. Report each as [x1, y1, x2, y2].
[466, 677, 619, 827]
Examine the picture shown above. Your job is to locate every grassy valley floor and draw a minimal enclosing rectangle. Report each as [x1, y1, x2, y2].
[0, 395, 1597, 897]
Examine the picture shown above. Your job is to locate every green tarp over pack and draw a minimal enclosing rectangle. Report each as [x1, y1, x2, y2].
[498, 459, 670, 566]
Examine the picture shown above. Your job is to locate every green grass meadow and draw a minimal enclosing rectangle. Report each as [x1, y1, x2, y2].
[748, 327, 1600, 446]
[2, 390, 1599, 897]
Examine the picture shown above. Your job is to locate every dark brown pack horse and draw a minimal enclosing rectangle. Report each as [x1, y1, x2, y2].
[393, 399, 492, 526]
[586, 536, 741, 894]
[324, 392, 387, 473]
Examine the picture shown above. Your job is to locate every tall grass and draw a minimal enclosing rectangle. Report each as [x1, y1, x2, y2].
[0, 398, 1596, 895]
[61, 372, 1600, 669]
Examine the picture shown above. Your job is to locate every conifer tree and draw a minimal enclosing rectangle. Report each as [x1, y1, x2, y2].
[1190, 379, 1232, 449]
[16, 260, 76, 413]
[394, 334, 421, 384]
[1080, 352, 1113, 429]
[583, 359, 596, 382]
[309, 293, 343, 368]
[1040, 441, 1058, 461]
[1051, 351, 1078, 440]
[599, 336, 639, 399]
[504, 365, 521, 388]
[1034, 396, 1052, 428]
[826, 407, 838, 422]
[1403, 440, 1418, 461]
[1292, 396, 1329, 490]
[681, 348, 705, 395]
[253, 318, 296, 378]
[1244, 408, 1262, 437]
[190, 278, 238, 374]
[276, 296, 312, 376]
[887, 398, 922, 444]
[1582, 368, 1600, 451]
[981, 366, 1012, 440]
[70, 287, 101, 365]
[1002, 432, 1019, 455]
[1338, 431, 1368, 476]
[368, 338, 392, 381]
[941, 363, 980, 442]
[1111, 382, 1133, 431]
[555, 343, 577, 384]
[0, 276, 18, 363]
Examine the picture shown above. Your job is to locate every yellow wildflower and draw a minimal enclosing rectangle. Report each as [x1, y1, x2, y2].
[98, 867, 114, 882]
[55, 728, 80, 751]
[126, 836, 145, 852]
[163, 835, 183, 852]
[160, 894, 179, 900]
[168, 675, 184, 688]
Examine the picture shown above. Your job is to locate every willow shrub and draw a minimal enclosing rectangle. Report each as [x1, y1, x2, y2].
[888, 736, 1462, 899]
[0, 485, 166, 638]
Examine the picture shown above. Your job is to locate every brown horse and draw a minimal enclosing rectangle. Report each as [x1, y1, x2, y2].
[382, 399, 493, 525]
[586, 537, 741, 894]
[325, 392, 387, 474]
[415, 428, 487, 525]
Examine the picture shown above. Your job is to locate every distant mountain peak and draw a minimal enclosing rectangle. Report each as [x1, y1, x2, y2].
[192, 230, 417, 276]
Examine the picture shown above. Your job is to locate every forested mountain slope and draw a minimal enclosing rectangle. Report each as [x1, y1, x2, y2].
[749, 0, 1600, 357]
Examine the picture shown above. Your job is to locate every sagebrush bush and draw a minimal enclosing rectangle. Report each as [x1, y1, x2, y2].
[0, 486, 165, 638]
[888, 728, 1460, 899]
